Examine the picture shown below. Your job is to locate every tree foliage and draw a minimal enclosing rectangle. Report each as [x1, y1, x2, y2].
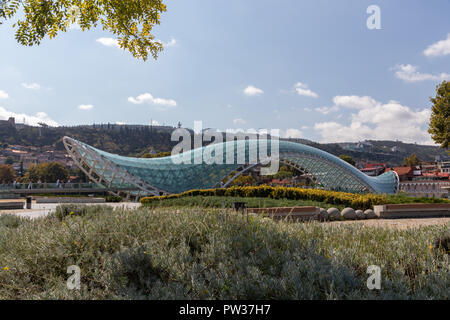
[229, 175, 255, 187]
[339, 154, 355, 166]
[0, 0, 167, 60]
[141, 151, 171, 158]
[5, 156, 14, 165]
[402, 154, 420, 167]
[272, 166, 294, 179]
[428, 81, 450, 150]
[23, 161, 69, 182]
[0, 164, 15, 183]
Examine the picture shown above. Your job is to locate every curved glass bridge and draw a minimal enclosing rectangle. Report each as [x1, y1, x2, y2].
[63, 136, 399, 197]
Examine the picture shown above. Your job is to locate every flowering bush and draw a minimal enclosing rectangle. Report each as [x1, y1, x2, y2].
[141, 186, 383, 210]
[141, 186, 449, 210]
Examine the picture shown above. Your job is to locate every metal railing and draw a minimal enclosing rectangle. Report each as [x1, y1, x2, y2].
[0, 182, 139, 193]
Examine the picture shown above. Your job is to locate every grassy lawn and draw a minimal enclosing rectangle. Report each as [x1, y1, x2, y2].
[144, 195, 348, 210]
[0, 205, 448, 299]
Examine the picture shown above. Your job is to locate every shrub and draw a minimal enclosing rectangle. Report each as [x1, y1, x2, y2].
[0, 214, 25, 229]
[141, 186, 449, 210]
[433, 231, 450, 255]
[52, 204, 108, 221]
[106, 195, 122, 203]
[138, 195, 347, 210]
[0, 207, 448, 299]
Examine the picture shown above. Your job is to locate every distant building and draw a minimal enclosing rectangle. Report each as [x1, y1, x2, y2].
[387, 166, 415, 181]
[439, 161, 450, 174]
[0, 117, 15, 127]
[387, 162, 450, 198]
[0, 117, 26, 130]
[390, 146, 405, 153]
[400, 180, 450, 198]
[421, 162, 440, 174]
[341, 141, 372, 152]
[360, 163, 387, 176]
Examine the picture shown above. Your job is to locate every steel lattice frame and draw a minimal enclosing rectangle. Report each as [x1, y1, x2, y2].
[64, 137, 168, 197]
[64, 136, 399, 196]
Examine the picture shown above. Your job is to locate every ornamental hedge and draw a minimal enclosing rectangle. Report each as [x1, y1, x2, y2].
[140, 186, 387, 210]
[140, 186, 450, 210]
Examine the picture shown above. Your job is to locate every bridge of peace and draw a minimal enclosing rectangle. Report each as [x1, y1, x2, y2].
[1, 137, 400, 198]
[52, 136, 399, 197]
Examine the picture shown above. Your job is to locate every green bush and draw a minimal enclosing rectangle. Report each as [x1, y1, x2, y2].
[141, 186, 450, 210]
[52, 204, 108, 221]
[141, 195, 347, 210]
[433, 231, 450, 255]
[105, 195, 122, 203]
[0, 214, 25, 229]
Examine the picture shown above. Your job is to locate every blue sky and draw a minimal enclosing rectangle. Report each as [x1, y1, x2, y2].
[0, 0, 449, 144]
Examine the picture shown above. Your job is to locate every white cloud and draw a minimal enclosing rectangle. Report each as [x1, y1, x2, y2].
[243, 85, 264, 96]
[294, 82, 318, 98]
[283, 128, 303, 139]
[314, 95, 433, 144]
[333, 95, 378, 109]
[315, 106, 339, 115]
[78, 104, 94, 111]
[164, 38, 177, 47]
[154, 37, 177, 48]
[303, 107, 312, 112]
[96, 37, 120, 49]
[313, 96, 376, 115]
[0, 90, 8, 99]
[233, 118, 246, 125]
[424, 33, 450, 57]
[21, 83, 41, 90]
[128, 93, 177, 110]
[393, 64, 450, 82]
[0, 106, 58, 127]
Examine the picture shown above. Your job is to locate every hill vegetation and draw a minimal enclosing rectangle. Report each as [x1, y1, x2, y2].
[0, 123, 447, 165]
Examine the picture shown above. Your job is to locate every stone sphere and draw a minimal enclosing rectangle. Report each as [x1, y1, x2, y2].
[327, 207, 341, 220]
[355, 210, 364, 220]
[341, 207, 357, 220]
[319, 208, 328, 221]
[364, 209, 377, 219]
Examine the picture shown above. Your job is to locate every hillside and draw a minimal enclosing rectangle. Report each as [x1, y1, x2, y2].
[0, 123, 179, 157]
[0, 123, 448, 166]
[282, 138, 448, 166]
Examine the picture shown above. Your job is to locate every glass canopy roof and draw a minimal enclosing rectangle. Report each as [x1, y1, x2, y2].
[64, 136, 399, 196]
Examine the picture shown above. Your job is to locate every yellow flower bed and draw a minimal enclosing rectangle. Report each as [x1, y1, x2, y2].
[140, 186, 388, 210]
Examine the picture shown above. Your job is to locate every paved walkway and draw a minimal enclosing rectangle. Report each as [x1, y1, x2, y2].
[329, 217, 450, 230]
[0, 201, 141, 219]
